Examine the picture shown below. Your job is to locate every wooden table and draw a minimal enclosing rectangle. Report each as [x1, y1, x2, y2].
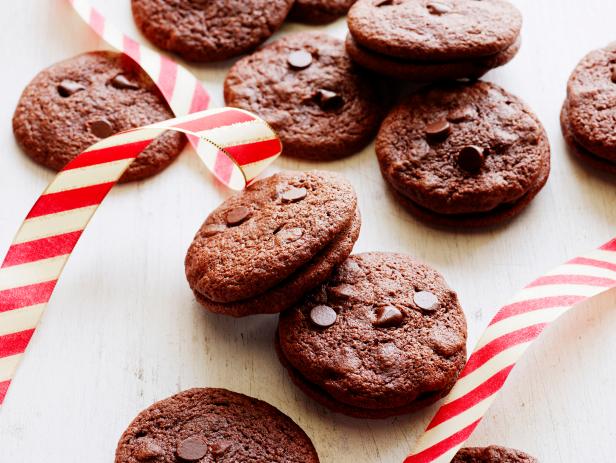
[1, 1, 615, 461]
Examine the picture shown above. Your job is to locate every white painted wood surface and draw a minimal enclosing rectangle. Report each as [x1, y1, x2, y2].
[1, 1, 615, 461]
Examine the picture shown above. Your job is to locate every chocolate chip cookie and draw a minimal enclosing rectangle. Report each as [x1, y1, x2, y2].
[224, 32, 386, 160]
[376, 81, 550, 228]
[131, 0, 294, 62]
[289, 0, 357, 24]
[454, 446, 538, 462]
[115, 388, 320, 462]
[185, 171, 361, 317]
[277, 252, 467, 418]
[346, 0, 522, 80]
[12, 52, 185, 182]
[561, 43, 616, 175]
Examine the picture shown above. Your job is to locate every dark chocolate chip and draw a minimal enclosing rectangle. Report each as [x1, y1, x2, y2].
[373, 305, 404, 327]
[133, 437, 164, 461]
[177, 436, 208, 461]
[57, 80, 85, 97]
[375, 0, 394, 5]
[425, 119, 451, 140]
[447, 107, 473, 122]
[414, 291, 439, 311]
[275, 227, 304, 244]
[281, 187, 307, 203]
[226, 206, 251, 226]
[201, 224, 227, 237]
[427, 2, 452, 14]
[611, 67, 616, 84]
[314, 89, 344, 111]
[90, 119, 114, 139]
[310, 305, 337, 328]
[328, 283, 357, 300]
[111, 73, 139, 89]
[287, 50, 312, 70]
[210, 440, 232, 457]
[457, 145, 485, 173]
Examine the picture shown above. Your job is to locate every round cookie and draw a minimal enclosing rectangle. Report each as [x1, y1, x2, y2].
[562, 43, 616, 163]
[12, 52, 185, 183]
[131, 0, 294, 62]
[345, 34, 521, 81]
[277, 252, 467, 418]
[115, 388, 320, 463]
[453, 446, 538, 462]
[224, 32, 386, 160]
[347, 0, 522, 61]
[185, 171, 360, 316]
[376, 81, 550, 227]
[289, 0, 357, 24]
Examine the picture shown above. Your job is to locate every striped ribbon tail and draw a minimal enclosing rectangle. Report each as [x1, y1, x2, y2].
[0, 108, 281, 407]
[68, 0, 280, 188]
[404, 239, 616, 463]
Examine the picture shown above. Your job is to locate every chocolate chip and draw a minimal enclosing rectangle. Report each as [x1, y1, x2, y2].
[373, 305, 404, 327]
[177, 436, 208, 461]
[425, 119, 450, 140]
[210, 440, 232, 457]
[427, 2, 452, 14]
[201, 224, 227, 237]
[310, 305, 337, 328]
[447, 107, 473, 122]
[111, 73, 139, 89]
[375, 0, 394, 5]
[328, 284, 357, 300]
[314, 89, 344, 111]
[414, 291, 439, 311]
[275, 227, 304, 244]
[226, 206, 251, 226]
[57, 79, 85, 97]
[281, 187, 307, 203]
[134, 437, 164, 461]
[287, 50, 312, 70]
[90, 119, 114, 139]
[611, 67, 616, 84]
[457, 145, 485, 173]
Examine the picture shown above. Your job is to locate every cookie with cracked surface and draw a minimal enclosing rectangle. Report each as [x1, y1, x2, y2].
[277, 252, 467, 418]
[376, 81, 550, 228]
[224, 32, 386, 160]
[345, 33, 520, 81]
[561, 43, 616, 174]
[347, 0, 522, 61]
[453, 446, 538, 462]
[12, 52, 185, 182]
[115, 388, 320, 463]
[185, 171, 360, 316]
[289, 0, 357, 24]
[131, 0, 294, 62]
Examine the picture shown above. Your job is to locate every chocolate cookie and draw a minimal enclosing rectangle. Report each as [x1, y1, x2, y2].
[277, 252, 467, 418]
[12, 52, 185, 182]
[115, 388, 320, 462]
[345, 34, 521, 81]
[454, 446, 538, 462]
[131, 0, 294, 62]
[376, 81, 550, 228]
[185, 171, 360, 317]
[289, 0, 357, 24]
[224, 32, 386, 160]
[561, 43, 616, 174]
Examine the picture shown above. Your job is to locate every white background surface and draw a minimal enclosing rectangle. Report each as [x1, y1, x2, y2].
[1, 1, 615, 461]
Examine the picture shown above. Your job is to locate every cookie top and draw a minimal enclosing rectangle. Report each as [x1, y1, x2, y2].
[115, 388, 319, 463]
[185, 171, 357, 303]
[278, 252, 467, 411]
[12, 51, 184, 182]
[224, 32, 385, 160]
[565, 43, 616, 159]
[131, 0, 294, 62]
[289, 0, 357, 24]
[376, 81, 550, 215]
[347, 0, 522, 60]
[453, 446, 538, 462]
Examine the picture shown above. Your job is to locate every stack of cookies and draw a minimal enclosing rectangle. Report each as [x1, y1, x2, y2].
[345, 0, 523, 81]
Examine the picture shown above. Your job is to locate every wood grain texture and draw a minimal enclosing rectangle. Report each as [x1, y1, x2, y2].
[0, 1, 615, 461]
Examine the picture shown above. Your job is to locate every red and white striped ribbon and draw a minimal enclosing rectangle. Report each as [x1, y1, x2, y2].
[405, 239, 616, 463]
[0, 107, 281, 407]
